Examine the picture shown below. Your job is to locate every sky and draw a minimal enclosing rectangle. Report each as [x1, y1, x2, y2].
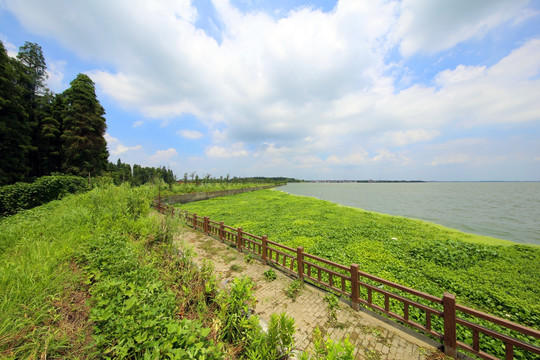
[1, 0, 540, 181]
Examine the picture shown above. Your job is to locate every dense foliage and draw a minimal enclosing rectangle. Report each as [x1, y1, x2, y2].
[0, 40, 110, 184]
[1, 184, 354, 359]
[0, 174, 89, 216]
[179, 190, 540, 357]
[61, 74, 109, 176]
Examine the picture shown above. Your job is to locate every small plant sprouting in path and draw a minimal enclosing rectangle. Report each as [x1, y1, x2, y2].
[364, 348, 382, 360]
[285, 279, 304, 301]
[230, 263, 243, 272]
[244, 253, 254, 264]
[324, 292, 340, 325]
[298, 327, 355, 360]
[263, 268, 277, 281]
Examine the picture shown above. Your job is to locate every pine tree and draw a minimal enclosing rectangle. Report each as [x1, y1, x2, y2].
[16, 42, 48, 177]
[0, 41, 31, 185]
[61, 74, 109, 176]
[38, 92, 64, 175]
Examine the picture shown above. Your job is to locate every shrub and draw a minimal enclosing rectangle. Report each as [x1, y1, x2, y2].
[246, 312, 296, 359]
[0, 175, 88, 216]
[217, 276, 258, 344]
[82, 232, 222, 359]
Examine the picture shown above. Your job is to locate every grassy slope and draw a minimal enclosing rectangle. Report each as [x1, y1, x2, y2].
[178, 189, 540, 330]
[0, 184, 158, 358]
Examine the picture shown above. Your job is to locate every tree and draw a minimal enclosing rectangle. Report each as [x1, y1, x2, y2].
[16, 42, 48, 101]
[0, 41, 31, 185]
[16, 42, 48, 176]
[61, 74, 109, 176]
[37, 92, 63, 175]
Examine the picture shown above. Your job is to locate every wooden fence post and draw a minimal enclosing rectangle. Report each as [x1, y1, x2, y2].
[297, 247, 304, 280]
[204, 217, 209, 234]
[219, 222, 225, 242]
[443, 292, 457, 359]
[237, 227, 243, 252]
[193, 213, 197, 229]
[350, 264, 360, 311]
[262, 235, 268, 265]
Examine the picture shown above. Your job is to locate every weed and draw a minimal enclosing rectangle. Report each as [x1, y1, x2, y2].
[364, 348, 382, 360]
[285, 279, 304, 301]
[230, 264, 243, 272]
[298, 327, 355, 360]
[200, 239, 222, 257]
[222, 253, 237, 264]
[324, 292, 340, 324]
[246, 312, 296, 359]
[244, 253, 254, 263]
[263, 268, 277, 281]
[217, 276, 257, 345]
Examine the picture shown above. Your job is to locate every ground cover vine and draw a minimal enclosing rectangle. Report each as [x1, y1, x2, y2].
[178, 189, 540, 359]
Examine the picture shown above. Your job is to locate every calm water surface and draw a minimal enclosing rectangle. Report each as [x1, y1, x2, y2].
[279, 182, 540, 245]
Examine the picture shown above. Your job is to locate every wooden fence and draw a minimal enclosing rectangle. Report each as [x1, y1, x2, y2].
[155, 203, 540, 360]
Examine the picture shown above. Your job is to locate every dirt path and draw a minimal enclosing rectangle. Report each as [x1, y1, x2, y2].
[179, 227, 445, 360]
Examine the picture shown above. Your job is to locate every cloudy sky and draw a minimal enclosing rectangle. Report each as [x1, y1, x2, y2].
[1, 0, 539, 181]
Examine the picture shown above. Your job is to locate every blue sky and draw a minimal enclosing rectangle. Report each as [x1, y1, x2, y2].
[1, 0, 539, 181]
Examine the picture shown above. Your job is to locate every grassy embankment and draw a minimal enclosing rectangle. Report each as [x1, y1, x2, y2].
[178, 189, 540, 359]
[159, 182, 280, 198]
[1, 183, 353, 359]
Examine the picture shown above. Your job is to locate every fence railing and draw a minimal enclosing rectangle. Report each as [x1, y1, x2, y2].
[155, 202, 540, 360]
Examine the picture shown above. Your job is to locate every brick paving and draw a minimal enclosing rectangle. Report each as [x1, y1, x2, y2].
[180, 228, 446, 360]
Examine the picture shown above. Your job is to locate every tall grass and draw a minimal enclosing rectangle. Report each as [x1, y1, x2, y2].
[0, 184, 153, 358]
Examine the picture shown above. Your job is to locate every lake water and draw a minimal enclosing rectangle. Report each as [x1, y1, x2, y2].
[278, 182, 540, 245]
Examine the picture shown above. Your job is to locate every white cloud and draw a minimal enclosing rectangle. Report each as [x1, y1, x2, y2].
[435, 65, 487, 86]
[0, 33, 17, 57]
[378, 129, 440, 146]
[327, 149, 369, 166]
[178, 129, 203, 139]
[45, 59, 67, 92]
[3, 0, 539, 180]
[105, 133, 143, 156]
[205, 143, 248, 158]
[149, 148, 178, 163]
[396, 0, 531, 56]
[430, 154, 470, 166]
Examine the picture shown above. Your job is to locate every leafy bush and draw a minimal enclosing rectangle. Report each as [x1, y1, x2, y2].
[299, 327, 354, 360]
[246, 312, 296, 360]
[217, 276, 258, 345]
[81, 232, 222, 359]
[0, 174, 88, 216]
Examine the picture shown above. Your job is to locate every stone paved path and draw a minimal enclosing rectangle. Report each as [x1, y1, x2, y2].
[180, 227, 446, 360]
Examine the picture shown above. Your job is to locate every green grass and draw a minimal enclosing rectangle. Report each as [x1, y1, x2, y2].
[158, 181, 276, 198]
[177, 190, 540, 351]
[0, 183, 362, 359]
[0, 184, 160, 358]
